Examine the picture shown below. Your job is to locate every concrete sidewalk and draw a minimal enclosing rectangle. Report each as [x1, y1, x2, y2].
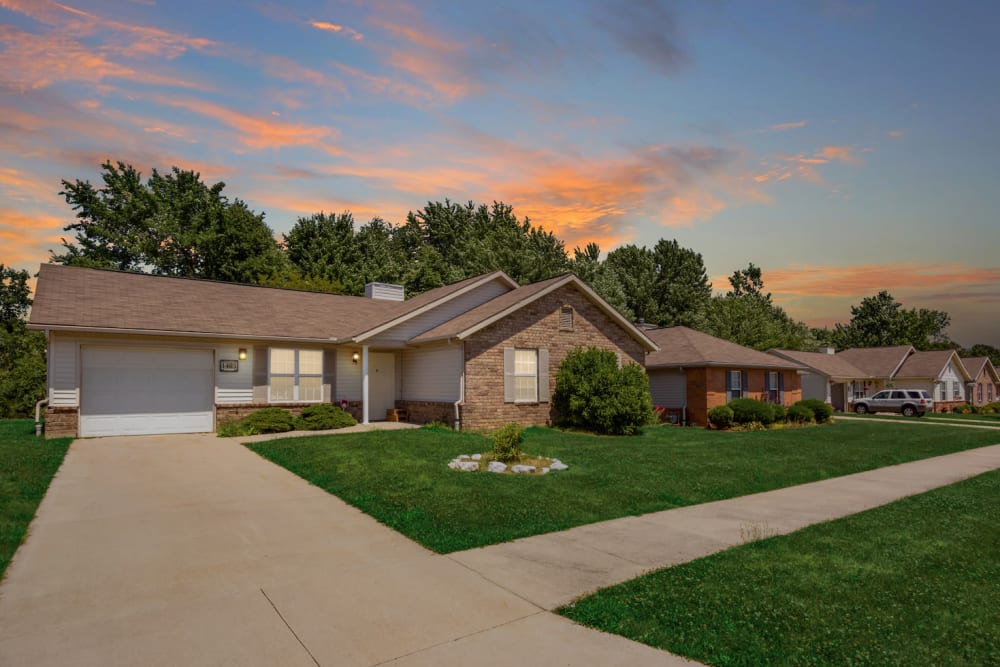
[836, 414, 1000, 430]
[450, 443, 1000, 610]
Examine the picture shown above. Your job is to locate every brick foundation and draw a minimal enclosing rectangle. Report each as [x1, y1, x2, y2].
[44, 406, 79, 439]
[460, 284, 647, 431]
[395, 400, 455, 425]
[216, 403, 332, 425]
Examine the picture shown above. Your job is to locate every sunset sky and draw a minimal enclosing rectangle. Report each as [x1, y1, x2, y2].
[1, 0, 998, 345]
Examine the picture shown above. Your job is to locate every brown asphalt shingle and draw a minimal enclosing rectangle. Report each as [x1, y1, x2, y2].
[836, 345, 913, 377]
[895, 349, 965, 379]
[645, 327, 804, 370]
[768, 349, 871, 379]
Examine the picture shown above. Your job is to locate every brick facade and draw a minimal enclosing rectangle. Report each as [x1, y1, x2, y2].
[460, 284, 646, 431]
[395, 400, 455, 425]
[44, 406, 79, 439]
[685, 368, 802, 426]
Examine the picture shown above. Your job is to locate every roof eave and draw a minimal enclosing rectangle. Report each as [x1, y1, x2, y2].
[28, 323, 339, 345]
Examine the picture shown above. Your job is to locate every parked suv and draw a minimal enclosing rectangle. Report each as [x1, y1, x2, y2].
[853, 389, 934, 417]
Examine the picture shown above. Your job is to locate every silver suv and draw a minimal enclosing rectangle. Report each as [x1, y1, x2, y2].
[853, 389, 934, 417]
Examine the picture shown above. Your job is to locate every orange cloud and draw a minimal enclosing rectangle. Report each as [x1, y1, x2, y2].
[0, 207, 66, 266]
[157, 97, 342, 154]
[259, 55, 348, 96]
[308, 20, 363, 40]
[770, 120, 807, 131]
[818, 145, 862, 164]
[765, 262, 1000, 298]
[334, 63, 433, 105]
[887, 129, 905, 138]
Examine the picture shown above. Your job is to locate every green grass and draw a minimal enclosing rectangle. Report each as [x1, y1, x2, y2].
[560, 469, 1000, 666]
[844, 412, 1000, 426]
[926, 411, 1000, 421]
[246, 420, 1000, 553]
[0, 420, 72, 580]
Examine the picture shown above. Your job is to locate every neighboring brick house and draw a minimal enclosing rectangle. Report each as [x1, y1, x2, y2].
[961, 356, 1000, 407]
[644, 326, 804, 426]
[767, 348, 870, 412]
[834, 346, 973, 412]
[28, 265, 655, 438]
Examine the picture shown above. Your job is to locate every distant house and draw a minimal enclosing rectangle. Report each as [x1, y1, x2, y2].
[961, 357, 1000, 407]
[771, 345, 973, 412]
[28, 264, 656, 438]
[644, 326, 804, 426]
[766, 348, 870, 412]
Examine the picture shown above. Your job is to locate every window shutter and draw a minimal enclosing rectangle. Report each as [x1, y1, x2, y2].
[252, 346, 268, 403]
[323, 349, 336, 403]
[778, 372, 785, 404]
[741, 371, 748, 397]
[538, 349, 550, 403]
[503, 347, 515, 403]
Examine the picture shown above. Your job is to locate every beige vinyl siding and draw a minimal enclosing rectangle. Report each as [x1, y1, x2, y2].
[800, 372, 829, 402]
[335, 348, 362, 401]
[215, 343, 254, 403]
[649, 368, 686, 408]
[363, 280, 511, 346]
[400, 343, 463, 402]
[49, 333, 79, 406]
[939, 362, 965, 400]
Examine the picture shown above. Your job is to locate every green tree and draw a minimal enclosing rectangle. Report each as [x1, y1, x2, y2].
[964, 344, 1000, 368]
[283, 212, 359, 292]
[53, 161, 286, 283]
[569, 243, 634, 320]
[604, 244, 658, 324]
[650, 239, 713, 329]
[818, 291, 952, 350]
[0, 265, 46, 417]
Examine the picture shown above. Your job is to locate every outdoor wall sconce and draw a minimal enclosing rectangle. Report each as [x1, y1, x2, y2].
[352, 352, 360, 365]
[238, 348, 247, 361]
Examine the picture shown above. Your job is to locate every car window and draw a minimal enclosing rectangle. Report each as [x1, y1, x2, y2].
[905, 391, 924, 399]
[891, 391, 905, 399]
[872, 391, 889, 399]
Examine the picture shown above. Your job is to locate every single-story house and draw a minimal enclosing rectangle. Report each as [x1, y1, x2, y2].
[960, 357, 999, 407]
[767, 347, 871, 412]
[793, 345, 973, 412]
[644, 326, 804, 426]
[28, 264, 657, 438]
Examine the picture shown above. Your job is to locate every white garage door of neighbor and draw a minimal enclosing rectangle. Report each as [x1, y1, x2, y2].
[80, 347, 214, 437]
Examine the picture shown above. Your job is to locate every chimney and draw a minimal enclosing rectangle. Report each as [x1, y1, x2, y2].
[819, 346, 835, 355]
[365, 282, 405, 301]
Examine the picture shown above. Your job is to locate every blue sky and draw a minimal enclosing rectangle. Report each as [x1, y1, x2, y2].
[1, 0, 997, 345]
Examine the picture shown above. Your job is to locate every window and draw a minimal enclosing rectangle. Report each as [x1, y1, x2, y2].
[937, 383, 946, 401]
[852, 382, 868, 400]
[269, 348, 323, 403]
[872, 390, 890, 400]
[765, 372, 781, 403]
[727, 370, 742, 401]
[559, 306, 573, 331]
[514, 349, 538, 402]
[989, 384, 994, 402]
[952, 381, 962, 400]
[978, 383, 983, 403]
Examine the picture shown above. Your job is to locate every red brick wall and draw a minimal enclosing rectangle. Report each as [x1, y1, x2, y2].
[461, 284, 646, 431]
[395, 400, 455, 425]
[44, 406, 78, 439]
[686, 368, 802, 426]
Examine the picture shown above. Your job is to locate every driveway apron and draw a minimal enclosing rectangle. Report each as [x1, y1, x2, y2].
[0, 435, 687, 666]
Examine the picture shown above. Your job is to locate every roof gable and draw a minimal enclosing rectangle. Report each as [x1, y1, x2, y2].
[894, 349, 972, 381]
[767, 349, 870, 379]
[646, 327, 805, 370]
[836, 345, 914, 378]
[961, 356, 1000, 383]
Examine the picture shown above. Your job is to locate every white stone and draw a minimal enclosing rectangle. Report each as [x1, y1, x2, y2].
[458, 454, 471, 460]
[540, 467, 549, 474]
[487, 461, 507, 473]
[471, 453, 482, 461]
[511, 464, 536, 474]
[456, 461, 479, 472]
[550, 461, 569, 471]
[448, 460, 461, 470]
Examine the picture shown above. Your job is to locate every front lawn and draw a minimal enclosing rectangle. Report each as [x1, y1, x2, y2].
[246, 420, 1000, 553]
[0, 420, 72, 580]
[560, 468, 1000, 666]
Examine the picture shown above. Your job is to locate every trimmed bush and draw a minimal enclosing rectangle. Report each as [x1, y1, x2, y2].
[770, 404, 787, 423]
[295, 404, 357, 431]
[553, 347, 655, 436]
[492, 423, 523, 463]
[787, 403, 815, 423]
[242, 407, 296, 433]
[727, 398, 776, 425]
[798, 398, 834, 424]
[707, 405, 734, 429]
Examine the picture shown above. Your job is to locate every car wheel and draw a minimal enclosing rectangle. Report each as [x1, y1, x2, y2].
[902, 405, 916, 417]
[854, 404, 868, 414]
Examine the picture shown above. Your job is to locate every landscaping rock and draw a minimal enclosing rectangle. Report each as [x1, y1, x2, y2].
[511, 464, 536, 474]
[456, 460, 479, 472]
[471, 453, 482, 461]
[540, 467, 549, 474]
[550, 461, 569, 471]
[487, 461, 507, 473]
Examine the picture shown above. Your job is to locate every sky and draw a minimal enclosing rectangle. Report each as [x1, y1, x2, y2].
[1, 0, 998, 346]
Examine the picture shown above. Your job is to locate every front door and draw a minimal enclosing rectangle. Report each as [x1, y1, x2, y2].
[369, 352, 396, 420]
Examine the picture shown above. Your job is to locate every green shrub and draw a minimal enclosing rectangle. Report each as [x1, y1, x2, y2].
[769, 404, 787, 423]
[218, 407, 297, 437]
[787, 403, 815, 423]
[295, 404, 357, 431]
[954, 403, 973, 414]
[422, 420, 452, 430]
[492, 423, 523, 463]
[707, 405, 734, 429]
[798, 398, 834, 423]
[552, 347, 655, 436]
[727, 398, 776, 425]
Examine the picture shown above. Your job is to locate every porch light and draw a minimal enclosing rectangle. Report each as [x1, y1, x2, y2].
[352, 352, 360, 365]
[238, 348, 247, 361]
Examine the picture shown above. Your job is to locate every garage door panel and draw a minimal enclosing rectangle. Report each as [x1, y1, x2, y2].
[80, 347, 214, 437]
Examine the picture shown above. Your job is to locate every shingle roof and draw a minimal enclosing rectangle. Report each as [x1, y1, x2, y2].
[895, 349, 966, 379]
[768, 349, 871, 379]
[960, 356, 998, 382]
[645, 327, 805, 370]
[28, 264, 505, 342]
[836, 346, 913, 377]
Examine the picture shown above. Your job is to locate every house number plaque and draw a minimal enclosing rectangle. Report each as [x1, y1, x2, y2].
[219, 360, 239, 372]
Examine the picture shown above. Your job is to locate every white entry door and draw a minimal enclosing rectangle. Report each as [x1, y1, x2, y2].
[80, 347, 214, 437]
[369, 352, 396, 420]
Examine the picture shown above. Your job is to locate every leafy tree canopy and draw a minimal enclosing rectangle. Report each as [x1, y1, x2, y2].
[815, 291, 952, 351]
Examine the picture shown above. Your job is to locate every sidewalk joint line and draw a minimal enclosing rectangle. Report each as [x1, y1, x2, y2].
[260, 587, 321, 667]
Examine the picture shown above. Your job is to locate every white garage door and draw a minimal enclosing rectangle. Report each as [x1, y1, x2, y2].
[80, 347, 214, 437]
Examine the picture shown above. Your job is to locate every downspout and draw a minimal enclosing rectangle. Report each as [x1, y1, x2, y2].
[453, 339, 465, 431]
[35, 398, 48, 437]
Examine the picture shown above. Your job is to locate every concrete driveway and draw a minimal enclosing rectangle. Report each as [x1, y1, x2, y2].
[0, 435, 688, 666]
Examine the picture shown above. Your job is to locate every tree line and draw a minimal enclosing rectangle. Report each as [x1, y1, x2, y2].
[1, 160, 996, 417]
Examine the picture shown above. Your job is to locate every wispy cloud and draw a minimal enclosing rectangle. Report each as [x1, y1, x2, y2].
[770, 120, 807, 131]
[817, 145, 862, 164]
[765, 262, 1000, 297]
[591, 0, 689, 75]
[887, 129, 905, 138]
[308, 20, 363, 41]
